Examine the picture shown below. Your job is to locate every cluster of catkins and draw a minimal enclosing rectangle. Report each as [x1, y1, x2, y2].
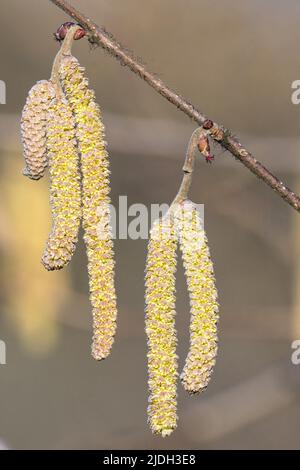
[21, 24, 117, 361]
[20, 24, 219, 437]
[145, 200, 219, 436]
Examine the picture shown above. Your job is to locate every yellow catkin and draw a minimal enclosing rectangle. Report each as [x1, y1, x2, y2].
[41, 97, 81, 271]
[173, 200, 219, 394]
[21, 80, 55, 180]
[59, 55, 117, 360]
[145, 215, 178, 437]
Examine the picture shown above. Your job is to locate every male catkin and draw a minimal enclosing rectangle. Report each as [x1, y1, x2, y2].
[173, 200, 219, 394]
[21, 80, 55, 180]
[41, 97, 81, 271]
[59, 55, 117, 360]
[145, 215, 178, 437]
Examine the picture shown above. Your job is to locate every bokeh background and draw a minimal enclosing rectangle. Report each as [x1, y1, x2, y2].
[0, 0, 299, 450]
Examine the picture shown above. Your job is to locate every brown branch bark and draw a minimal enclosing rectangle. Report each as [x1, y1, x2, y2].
[49, 0, 300, 213]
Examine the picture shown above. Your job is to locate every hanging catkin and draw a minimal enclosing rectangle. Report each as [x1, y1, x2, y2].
[41, 96, 81, 271]
[59, 55, 117, 360]
[145, 215, 178, 437]
[21, 80, 55, 180]
[173, 200, 219, 394]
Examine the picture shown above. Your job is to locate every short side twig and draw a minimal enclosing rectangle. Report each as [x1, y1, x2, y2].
[172, 128, 204, 205]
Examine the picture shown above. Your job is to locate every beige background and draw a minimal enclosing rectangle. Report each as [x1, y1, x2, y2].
[0, 0, 299, 449]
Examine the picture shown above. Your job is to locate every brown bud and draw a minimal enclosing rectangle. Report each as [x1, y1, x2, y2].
[198, 134, 214, 163]
[198, 134, 209, 155]
[210, 126, 225, 142]
[74, 28, 86, 40]
[54, 22, 86, 42]
[203, 119, 214, 130]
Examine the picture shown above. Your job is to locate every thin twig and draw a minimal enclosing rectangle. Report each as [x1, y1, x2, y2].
[48, 0, 300, 213]
[172, 127, 204, 205]
[50, 24, 81, 98]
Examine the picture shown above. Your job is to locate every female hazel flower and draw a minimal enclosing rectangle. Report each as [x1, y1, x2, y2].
[173, 200, 219, 394]
[59, 55, 117, 360]
[21, 80, 55, 180]
[41, 96, 81, 271]
[145, 215, 178, 437]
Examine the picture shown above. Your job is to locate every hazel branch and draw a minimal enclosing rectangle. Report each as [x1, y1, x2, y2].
[49, 0, 300, 213]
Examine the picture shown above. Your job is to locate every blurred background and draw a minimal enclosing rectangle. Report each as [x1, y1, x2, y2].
[0, 0, 299, 450]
